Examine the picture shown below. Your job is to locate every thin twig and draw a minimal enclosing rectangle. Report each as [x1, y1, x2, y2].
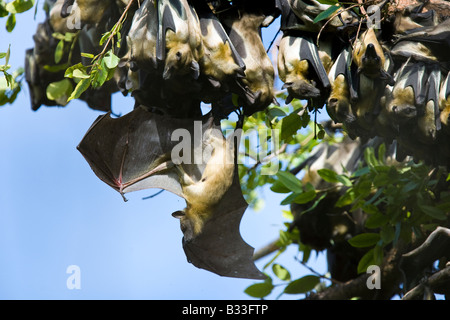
[96, 0, 135, 59]
[294, 255, 344, 286]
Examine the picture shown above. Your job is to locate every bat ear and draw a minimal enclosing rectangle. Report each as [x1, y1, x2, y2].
[171, 210, 185, 219]
[282, 82, 293, 90]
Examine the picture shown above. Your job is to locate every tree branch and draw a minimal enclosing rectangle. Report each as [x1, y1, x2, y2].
[306, 244, 405, 300]
[402, 265, 450, 299]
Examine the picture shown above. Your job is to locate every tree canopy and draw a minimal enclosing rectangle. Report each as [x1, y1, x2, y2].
[2, 0, 450, 300]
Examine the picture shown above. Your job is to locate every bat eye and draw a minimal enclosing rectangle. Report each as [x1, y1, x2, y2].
[172, 211, 185, 219]
[175, 51, 182, 60]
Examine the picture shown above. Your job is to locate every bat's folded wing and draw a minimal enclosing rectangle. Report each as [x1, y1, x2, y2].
[182, 170, 266, 280]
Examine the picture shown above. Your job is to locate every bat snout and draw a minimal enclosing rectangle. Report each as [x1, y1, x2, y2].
[365, 43, 378, 58]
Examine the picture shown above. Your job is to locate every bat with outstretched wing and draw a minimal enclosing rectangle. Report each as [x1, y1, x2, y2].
[77, 106, 265, 279]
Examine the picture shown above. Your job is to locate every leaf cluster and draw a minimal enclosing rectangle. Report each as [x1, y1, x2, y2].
[245, 139, 450, 298]
[0, 45, 23, 106]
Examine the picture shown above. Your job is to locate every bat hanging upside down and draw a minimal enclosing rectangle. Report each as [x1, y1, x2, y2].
[77, 106, 265, 279]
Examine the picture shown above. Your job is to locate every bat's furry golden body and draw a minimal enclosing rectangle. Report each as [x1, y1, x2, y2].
[278, 35, 320, 99]
[176, 131, 235, 238]
[127, 0, 158, 70]
[199, 21, 244, 83]
[223, 11, 275, 109]
[328, 74, 352, 124]
[388, 85, 417, 121]
[352, 27, 393, 122]
[353, 28, 386, 79]
[162, 0, 203, 80]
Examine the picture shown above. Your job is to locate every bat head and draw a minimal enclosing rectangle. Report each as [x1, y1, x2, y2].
[360, 43, 383, 76]
[163, 46, 200, 80]
[172, 209, 204, 241]
[282, 80, 321, 100]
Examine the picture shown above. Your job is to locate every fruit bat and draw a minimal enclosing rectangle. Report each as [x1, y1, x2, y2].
[389, 3, 437, 35]
[61, 0, 108, 24]
[351, 27, 394, 123]
[326, 47, 357, 138]
[439, 71, 450, 130]
[287, 0, 356, 32]
[352, 27, 394, 86]
[156, 0, 203, 81]
[126, 0, 159, 71]
[61, 0, 128, 25]
[194, 1, 254, 105]
[417, 65, 441, 143]
[77, 106, 265, 279]
[220, 7, 275, 115]
[277, 34, 331, 105]
[391, 18, 450, 70]
[385, 59, 427, 125]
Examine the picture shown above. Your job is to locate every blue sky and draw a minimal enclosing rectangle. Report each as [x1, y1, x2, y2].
[0, 6, 327, 299]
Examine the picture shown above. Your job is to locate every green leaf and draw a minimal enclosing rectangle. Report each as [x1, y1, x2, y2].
[81, 52, 95, 59]
[284, 275, 320, 294]
[5, 0, 35, 13]
[72, 68, 90, 79]
[276, 171, 303, 193]
[270, 180, 291, 194]
[64, 63, 86, 78]
[67, 77, 90, 101]
[43, 63, 70, 73]
[293, 190, 317, 204]
[267, 106, 287, 121]
[63, 32, 77, 42]
[317, 168, 339, 183]
[54, 39, 64, 64]
[3, 71, 12, 86]
[244, 277, 274, 298]
[348, 233, 380, 248]
[6, 13, 15, 32]
[373, 172, 390, 187]
[318, 168, 352, 186]
[52, 32, 65, 41]
[0, 64, 11, 72]
[380, 226, 395, 244]
[46, 78, 72, 103]
[352, 166, 370, 178]
[364, 147, 378, 168]
[365, 211, 389, 229]
[316, 0, 338, 4]
[276, 111, 302, 142]
[378, 143, 386, 163]
[313, 4, 340, 23]
[419, 205, 447, 220]
[280, 192, 301, 206]
[0, 1, 9, 17]
[99, 31, 111, 46]
[302, 192, 327, 214]
[357, 248, 376, 274]
[272, 264, 291, 281]
[103, 50, 120, 69]
[5, 44, 10, 65]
